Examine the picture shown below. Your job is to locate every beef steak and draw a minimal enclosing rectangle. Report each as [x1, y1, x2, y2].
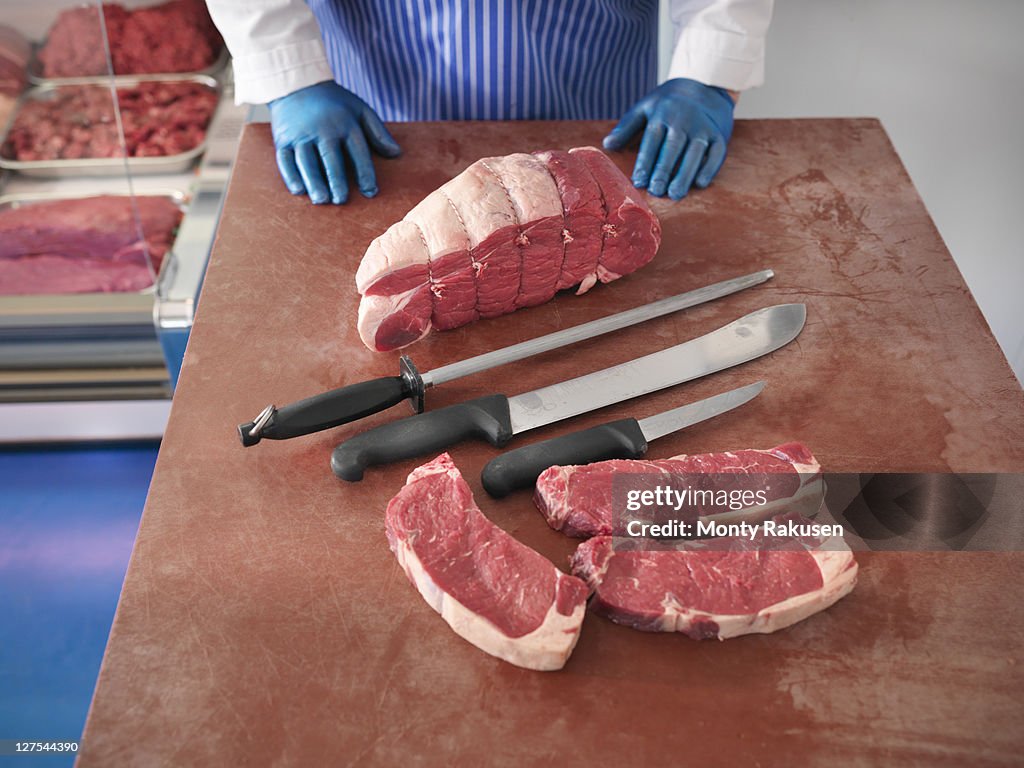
[535, 442, 823, 538]
[384, 454, 589, 671]
[570, 513, 858, 639]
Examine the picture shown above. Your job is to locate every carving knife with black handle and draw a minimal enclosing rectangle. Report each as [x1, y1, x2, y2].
[480, 381, 765, 498]
[237, 269, 774, 446]
[331, 304, 805, 482]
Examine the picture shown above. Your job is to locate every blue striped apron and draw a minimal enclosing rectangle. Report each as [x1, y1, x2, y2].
[306, 0, 659, 121]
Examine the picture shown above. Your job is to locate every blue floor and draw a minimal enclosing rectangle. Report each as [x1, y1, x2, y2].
[0, 444, 158, 767]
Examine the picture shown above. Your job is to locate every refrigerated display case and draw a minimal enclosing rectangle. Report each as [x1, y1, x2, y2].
[0, 0, 246, 441]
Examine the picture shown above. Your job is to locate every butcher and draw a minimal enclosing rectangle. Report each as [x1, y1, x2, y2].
[206, 0, 773, 205]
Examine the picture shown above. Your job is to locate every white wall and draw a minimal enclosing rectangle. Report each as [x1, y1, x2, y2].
[661, 0, 1024, 383]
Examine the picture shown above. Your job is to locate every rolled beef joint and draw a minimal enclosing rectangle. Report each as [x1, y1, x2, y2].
[570, 512, 858, 639]
[355, 146, 662, 351]
[384, 454, 589, 671]
[535, 442, 824, 538]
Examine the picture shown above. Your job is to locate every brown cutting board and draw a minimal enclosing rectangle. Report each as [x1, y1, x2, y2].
[79, 120, 1024, 767]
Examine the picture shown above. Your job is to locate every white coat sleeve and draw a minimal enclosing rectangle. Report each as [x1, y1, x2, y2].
[204, 0, 334, 105]
[666, 0, 774, 92]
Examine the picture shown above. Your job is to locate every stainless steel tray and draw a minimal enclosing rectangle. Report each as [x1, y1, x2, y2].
[26, 45, 230, 87]
[0, 74, 221, 178]
[0, 188, 189, 306]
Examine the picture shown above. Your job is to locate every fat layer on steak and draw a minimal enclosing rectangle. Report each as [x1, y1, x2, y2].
[570, 512, 858, 639]
[355, 146, 661, 351]
[384, 453, 589, 671]
[534, 442, 824, 538]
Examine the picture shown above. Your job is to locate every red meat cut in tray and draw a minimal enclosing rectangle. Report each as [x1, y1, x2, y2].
[570, 512, 858, 639]
[0, 24, 29, 97]
[0, 195, 182, 295]
[355, 146, 662, 351]
[2, 82, 218, 162]
[0, 24, 29, 127]
[384, 453, 589, 671]
[38, 0, 223, 78]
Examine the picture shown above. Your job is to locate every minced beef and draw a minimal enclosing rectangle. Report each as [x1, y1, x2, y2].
[2, 81, 218, 161]
[39, 0, 223, 78]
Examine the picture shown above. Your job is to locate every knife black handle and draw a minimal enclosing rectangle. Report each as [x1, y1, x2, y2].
[331, 394, 513, 482]
[238, 376, 412, 446]
[481, 418, 649, 498]
[238, 356, 425, 446]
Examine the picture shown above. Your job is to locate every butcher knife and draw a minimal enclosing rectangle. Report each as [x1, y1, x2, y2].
[480, 381, 765, 498]
[331, 304, 805, 481]
[238, 269, 774, 446]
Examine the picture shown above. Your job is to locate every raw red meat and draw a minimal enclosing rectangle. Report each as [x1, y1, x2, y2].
[570, 512, 858, 639]
[38, 0, 223, 78]
[384, 453, 589, 671]
[0, 254, 159, 295]
[2, 82, 218, 161]
[0, 24, 29, 98]
[355, 146, 662, 351]
[0, 24, 29, 127]
[534, 442, 824, 538]
[0, 195, 182, 295]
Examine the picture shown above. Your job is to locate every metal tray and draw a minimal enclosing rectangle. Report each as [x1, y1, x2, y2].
[26, 44, 229, 87]
[0, 75, 221, 178]
[0, 188, 189, 305]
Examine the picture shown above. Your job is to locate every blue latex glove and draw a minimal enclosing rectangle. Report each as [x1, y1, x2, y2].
[604, 78, 735, 200]
[268, 81, 401, 205]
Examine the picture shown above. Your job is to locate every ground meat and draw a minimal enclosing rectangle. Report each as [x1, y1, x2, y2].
[2, 82, 218, 161]
[0, 195, 183, 295]
[38, 0, 223, 78]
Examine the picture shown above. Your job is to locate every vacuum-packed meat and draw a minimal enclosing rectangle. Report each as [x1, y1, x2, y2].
[356, 146, 661, 351]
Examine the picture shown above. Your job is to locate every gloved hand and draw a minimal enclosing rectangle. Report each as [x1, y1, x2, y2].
[268, 81, 401, 205]
[604, 78, 735, 200]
